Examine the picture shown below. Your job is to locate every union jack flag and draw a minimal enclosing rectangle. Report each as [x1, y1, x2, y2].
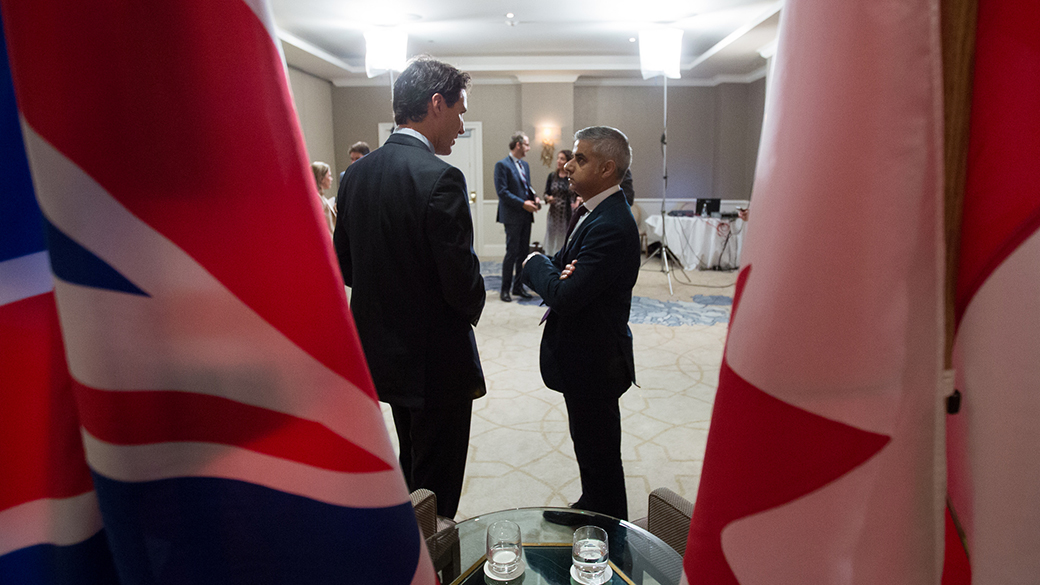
[1, 1, 434, 582]
[1, 17, 117, 583]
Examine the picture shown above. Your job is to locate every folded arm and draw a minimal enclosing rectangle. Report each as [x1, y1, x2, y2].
[523, 223, 628, 316]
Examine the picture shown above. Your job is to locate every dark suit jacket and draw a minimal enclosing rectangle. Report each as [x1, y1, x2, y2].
[334, 132, 486, 409]
[522, 191, 640, 398]
[494, 156, 536, 224]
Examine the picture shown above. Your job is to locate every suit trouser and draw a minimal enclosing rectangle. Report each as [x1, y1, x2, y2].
[391, 398, 473, 518]
[502, 221, 532, 293]
[564, 392, 628, 520]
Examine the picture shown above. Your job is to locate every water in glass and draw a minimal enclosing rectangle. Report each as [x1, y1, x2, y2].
[572, 537, 608, 580]
[488, 543, 521, 573]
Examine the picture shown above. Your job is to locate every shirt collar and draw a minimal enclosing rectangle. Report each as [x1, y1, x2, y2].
[394, 127, 434, 153]
[581, 184, 622, 213]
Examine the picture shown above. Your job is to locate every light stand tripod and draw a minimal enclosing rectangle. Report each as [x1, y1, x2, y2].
[642, 76, 684, 295]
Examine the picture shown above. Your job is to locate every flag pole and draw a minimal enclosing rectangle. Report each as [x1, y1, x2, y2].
[941, 0, 977, 368]
[941, 0, 978, 572]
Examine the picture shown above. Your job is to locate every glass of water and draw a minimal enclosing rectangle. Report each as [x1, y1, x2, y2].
[572, 525, 609, 584]
[486, 520, 523, 578]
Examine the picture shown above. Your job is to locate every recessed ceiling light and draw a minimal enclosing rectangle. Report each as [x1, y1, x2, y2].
[506, 12, 514, 18]
[629, 37, 636, 42]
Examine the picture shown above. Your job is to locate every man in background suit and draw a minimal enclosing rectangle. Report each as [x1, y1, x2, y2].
[495, 131, 541, 302]
[333, 56, 484, 518]
[522, 126, 640, 520]
[338, 141, 371, 184]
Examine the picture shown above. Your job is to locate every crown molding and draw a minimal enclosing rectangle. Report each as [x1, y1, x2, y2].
[685, 1, 782, 74]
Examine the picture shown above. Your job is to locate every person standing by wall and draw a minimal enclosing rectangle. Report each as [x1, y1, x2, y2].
[495, 131, 541, 302]
[339, 141, 371, 183]
[333, 56, 484, 519]
[542, 149, 576, 256]
[311, 161, 336, 234]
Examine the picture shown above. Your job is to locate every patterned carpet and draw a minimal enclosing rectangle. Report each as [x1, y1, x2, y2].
[379, 259, 739, 521]
[481, 260, 732, 326]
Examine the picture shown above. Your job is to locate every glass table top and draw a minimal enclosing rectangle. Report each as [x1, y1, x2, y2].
[450, 508, 683, 585]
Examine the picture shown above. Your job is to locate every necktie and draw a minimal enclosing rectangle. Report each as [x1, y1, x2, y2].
[564, 204, 589, 243]
[515, 160, 531, 195]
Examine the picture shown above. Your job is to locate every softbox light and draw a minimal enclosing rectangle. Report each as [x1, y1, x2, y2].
[365, 28, 408, 78]
[638, 28, 683, 80]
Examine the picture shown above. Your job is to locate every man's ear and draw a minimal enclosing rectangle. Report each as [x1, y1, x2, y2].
[429, 93, 446, 117]
[601, 159, 617, 180]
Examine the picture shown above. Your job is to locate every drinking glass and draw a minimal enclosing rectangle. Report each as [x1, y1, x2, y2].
[571, 525, 609, 584]
[486, 520, 523, 577]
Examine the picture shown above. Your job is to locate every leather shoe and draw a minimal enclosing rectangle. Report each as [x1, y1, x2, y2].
[500, 291, 512, 302]
[542, 507, 589, 527]
[512, 287, 533, 300]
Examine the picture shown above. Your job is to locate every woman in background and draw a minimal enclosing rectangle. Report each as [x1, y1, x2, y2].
[542, 149, 576, 255]
[311, 161, 336, 234]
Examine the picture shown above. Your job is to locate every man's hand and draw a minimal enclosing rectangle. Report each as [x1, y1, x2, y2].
[522, 251, 542, 269]
[559, 259, 577, 280]
[523, 200, 539, 213]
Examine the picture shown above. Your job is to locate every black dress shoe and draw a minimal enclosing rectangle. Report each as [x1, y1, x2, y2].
[500, 291, 512, 302]
[512, 288, 533, 299]
[541, 507, 589, 527]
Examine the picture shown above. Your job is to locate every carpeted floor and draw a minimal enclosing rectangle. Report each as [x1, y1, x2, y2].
[381, 258, 740, 521]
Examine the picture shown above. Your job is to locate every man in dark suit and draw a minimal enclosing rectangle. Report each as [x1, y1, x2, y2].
[495, 131, 541, 302]
[522, 126, 640, 520]
[333, 56, 484, 518]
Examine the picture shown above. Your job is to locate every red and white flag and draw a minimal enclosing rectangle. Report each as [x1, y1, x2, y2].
[684, 0, 946, 583]
[946, 1, 1040, 582]
[1, 0, 435, 582]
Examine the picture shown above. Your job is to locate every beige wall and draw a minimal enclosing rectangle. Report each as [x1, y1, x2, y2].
[286, 67, 336, 191]
[326, 79, 765, 205]
[520, 83, 575, 185]
[714, 83, 751, 201]
[331, 85, 394, 182]
[574, 85, 716, 202]
[746, 77, 767, 187]
[464, 84, 521, 202]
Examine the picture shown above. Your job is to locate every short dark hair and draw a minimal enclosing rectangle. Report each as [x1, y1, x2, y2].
[574, 126, 631, 182]
[559, 149, 574, 162]
[509, 132, 528, 151]
[349, 141, 370, 155]
[393, 55, 471, 126]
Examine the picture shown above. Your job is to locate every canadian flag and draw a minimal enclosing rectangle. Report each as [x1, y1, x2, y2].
[683, 0, 947, 583]
[947, 1, 1040, 583]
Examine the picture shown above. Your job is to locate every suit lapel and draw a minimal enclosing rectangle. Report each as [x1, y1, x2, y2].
[561, 190, 623, 260]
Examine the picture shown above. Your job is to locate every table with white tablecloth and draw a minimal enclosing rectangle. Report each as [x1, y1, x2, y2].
[644, 214, 745, 270]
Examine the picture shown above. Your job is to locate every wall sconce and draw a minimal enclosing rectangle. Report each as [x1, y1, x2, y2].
[539, 125, 561, 167]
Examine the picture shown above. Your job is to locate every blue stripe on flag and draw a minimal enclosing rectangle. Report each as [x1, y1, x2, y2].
[0, 18, 46, 264]
[0, 531, 120, 585]
[44, 218, 149, 296]
[93, 474, 422, 584]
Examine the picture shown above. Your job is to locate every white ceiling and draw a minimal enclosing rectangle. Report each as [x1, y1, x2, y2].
[270, 0, 782, 86]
